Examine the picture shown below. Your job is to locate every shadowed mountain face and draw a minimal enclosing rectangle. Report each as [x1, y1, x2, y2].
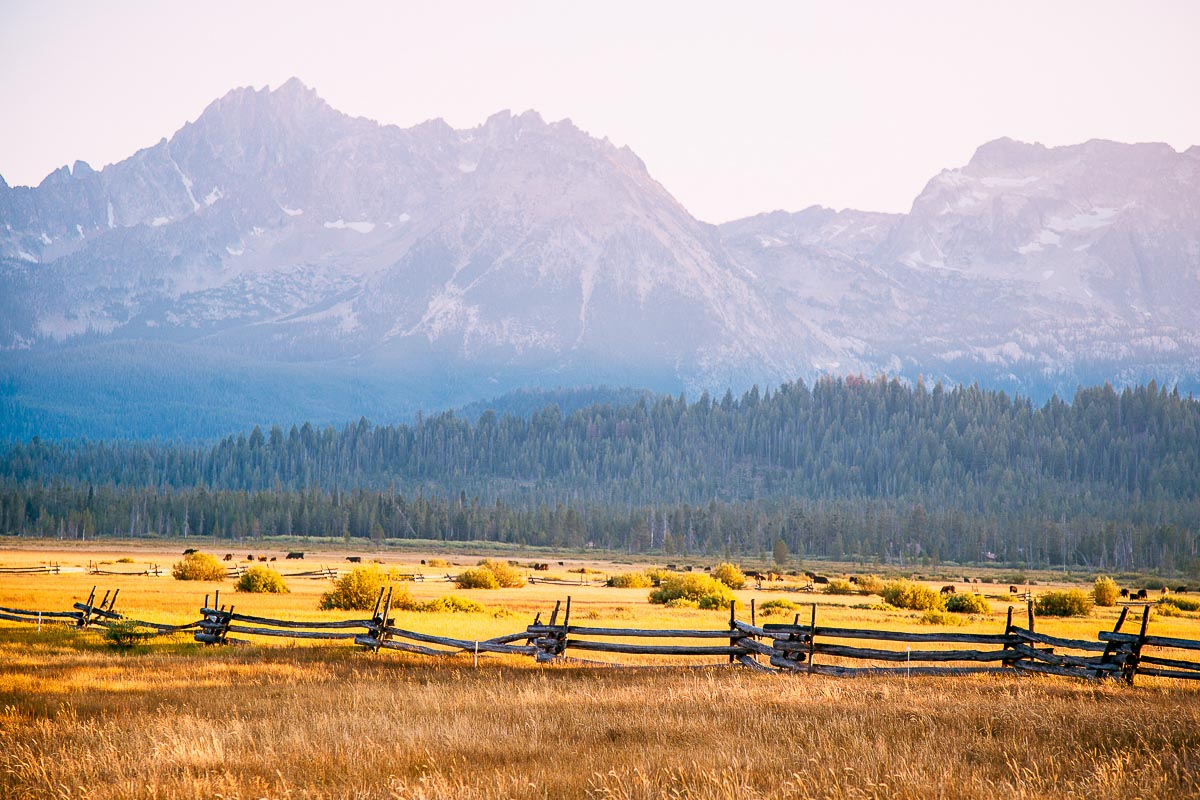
[1, 80, 1197, 438]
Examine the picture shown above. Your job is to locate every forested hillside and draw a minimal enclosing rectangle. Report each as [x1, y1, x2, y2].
[2, 377, 1198, 572]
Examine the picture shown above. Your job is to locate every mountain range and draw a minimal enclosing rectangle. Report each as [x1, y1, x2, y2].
[1, 78, 1197, 439]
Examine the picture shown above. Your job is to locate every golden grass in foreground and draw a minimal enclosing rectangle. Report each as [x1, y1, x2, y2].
[2, 630, 1200, 800]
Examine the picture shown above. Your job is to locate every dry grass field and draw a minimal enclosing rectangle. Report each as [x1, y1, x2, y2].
[3, 542, 1200, 799]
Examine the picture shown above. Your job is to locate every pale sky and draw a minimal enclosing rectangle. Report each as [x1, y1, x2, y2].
[1, 1, 1197, 223]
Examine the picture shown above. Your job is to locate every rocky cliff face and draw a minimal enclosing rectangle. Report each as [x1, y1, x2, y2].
[1, 80, 1196, 437]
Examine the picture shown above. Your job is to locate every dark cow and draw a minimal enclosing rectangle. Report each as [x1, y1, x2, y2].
[223, 553, 233, 561]
[259, 556, 268, 562]
[940, 584, 956, 595]
[182, 548, 198, 555]
[269, 556, 277, 561]
[534, 563, 550, 571]
[420, 559, 427, 565]
[286, 552, 304, 560]
[1136, 588, 1149, 600]
[1009, 585, 1019, 594]
[247, 554, 255, 561]
[558, 561, 565, 566]
[666, 564, 677, 571]
[346, 556, 362, 563]
[1175, 586, 1189, 593]
[1120, 588, 1130, 598]
[814, 575, 829, 584]
[849, 576, 861, 585]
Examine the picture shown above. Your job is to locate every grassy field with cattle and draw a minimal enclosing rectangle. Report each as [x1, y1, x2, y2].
[3, 541, 1200, 798]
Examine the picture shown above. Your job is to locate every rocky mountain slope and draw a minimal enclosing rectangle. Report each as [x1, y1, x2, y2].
[1, 79, 1196, 438]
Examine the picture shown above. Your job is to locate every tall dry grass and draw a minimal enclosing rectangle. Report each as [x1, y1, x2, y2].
[1, 632, 1199, 799]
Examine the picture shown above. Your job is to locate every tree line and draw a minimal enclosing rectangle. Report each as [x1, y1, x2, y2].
[2, 376, 1198, 573]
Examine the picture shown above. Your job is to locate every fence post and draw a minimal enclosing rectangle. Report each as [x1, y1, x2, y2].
[1027, 595, 1035, 633]
[1096, 606, 1129, 680]
[807, 603, 817, 675]
[1002, 606, 1015, 669]
[728, 600, 737, 664]
[1126, 605, 1151, 685]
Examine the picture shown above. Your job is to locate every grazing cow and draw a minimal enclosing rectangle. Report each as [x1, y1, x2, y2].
[182, 548, 198, 555]
[940, 584, 956, 595]
[1120, 588, 1130, 598]
[223, 553, 233, 562]
[963, 576, 971, 584]
[805, 571, 817, 580]
[247, 554, 255, 561]
[534, 563, 549, 571]
[558, 561, 565, 566]
[346, 556, 362, 563]
[704, 566, 712, 572]
[1009, 585, 1019, 594]
[270, 556, 277, 561]
[814, 575, 829, 584]
[666, 564, 677, 571]
[1175, 586, 1189, 593]
[685, 565, 693, 572]
[259, 556, 268, 562]
[849, 576, 861, 585]
[286, 552, 304, 560]
[1136, 589, 1149, 600]
[420, 559, 426, 565]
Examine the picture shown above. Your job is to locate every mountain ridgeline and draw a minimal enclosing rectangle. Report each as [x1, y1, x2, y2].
[1, 80, 1198, 440]
[3, 379, 1198, 573]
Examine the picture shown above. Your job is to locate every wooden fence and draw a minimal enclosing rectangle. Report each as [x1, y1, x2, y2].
[3, 588, 1199, 684]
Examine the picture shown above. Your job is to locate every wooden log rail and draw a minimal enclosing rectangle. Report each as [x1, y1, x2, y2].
[6, 590, 1200, 685]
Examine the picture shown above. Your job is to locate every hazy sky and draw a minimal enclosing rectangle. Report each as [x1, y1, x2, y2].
[2, 1, 1197, 222]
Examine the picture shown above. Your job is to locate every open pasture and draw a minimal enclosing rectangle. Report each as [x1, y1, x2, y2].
[3, 542, 1200, 798]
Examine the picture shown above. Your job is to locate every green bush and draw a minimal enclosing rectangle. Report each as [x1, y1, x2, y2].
[235, 566, 290, 594]
[1093, 575, 1120, 607]
[649, 574, 735, 610]
[880, 580, 944, 611]
[824, 578, 856, 595]
[1141, 577, 1167, 591]
[711, 563, 746, 590]
[415, 594, 488, 613]
[853, 575, 885, 596]
[608, 571, 653, 588]
[320, 566, 389, 611]
[103, 619, 156, 649]
[643, 567, 672, 585]
[454, 566, 500, 589]
[758, 598, 801, 617]
[944, 592, 990, 614]
[1035, 589, 1093, 617]
[1159, 595, 1200, 612]
[455, 559, 525, 590]
[919, 609, 968, 626]
[171, 552, 226, 581]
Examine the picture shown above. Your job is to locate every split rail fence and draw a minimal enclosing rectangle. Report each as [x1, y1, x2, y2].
[3, 588, 1199, 685]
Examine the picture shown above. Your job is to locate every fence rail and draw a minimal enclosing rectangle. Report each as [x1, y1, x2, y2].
[3, 587, 1200, 684]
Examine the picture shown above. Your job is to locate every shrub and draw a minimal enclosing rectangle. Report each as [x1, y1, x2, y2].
[919, 609, 968, 626]
[416, 594, 487, 614]
[758, 598, 801, 617]
[608, 572, 653, 588]
[880, 580, 944, 611]
[853, 575, 885, 596]
[171, 552, 226, 581]
[104, 619, 156, 649]
[649, 574, 735, 610]
[824, 578, 856, 595]
[1093, 575, 1120, 607]
[427, 558, 450, 568]
[454, 566, 500, 589]
[1160, 595, 1200, 612]
[458, 559, 525, 589]
[643, 567, 672, 585]
[235, 566, 290, 594]
[320, 566, 389, 610]
[116, 557, 134, 564]
[665, 598, 700, 609]
[1035, 589, 1093, 617]
[711, 563, 746, 590]
[568, 566, 604, 575]
[944, 592, 990, 614]
[1141, 577, 1167, 591]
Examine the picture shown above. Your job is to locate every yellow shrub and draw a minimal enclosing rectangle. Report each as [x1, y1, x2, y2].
[171, 552, 226, 581]
[711, 563, 746, 590]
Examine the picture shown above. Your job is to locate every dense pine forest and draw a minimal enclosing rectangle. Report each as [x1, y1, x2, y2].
[2, 377, 1198, 574]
